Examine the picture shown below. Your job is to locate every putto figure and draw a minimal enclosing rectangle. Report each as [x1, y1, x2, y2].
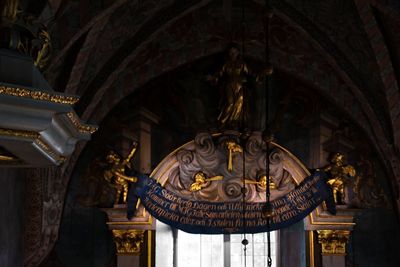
[104, 142, 138, 204]
[324, 153, 356, 204]
[189, 171, 223, 192]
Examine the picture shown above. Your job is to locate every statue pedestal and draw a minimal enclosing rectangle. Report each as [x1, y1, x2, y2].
[103, 204, 154, 267]
[305, 205, 360, 267]
[103, 107, 158, 267]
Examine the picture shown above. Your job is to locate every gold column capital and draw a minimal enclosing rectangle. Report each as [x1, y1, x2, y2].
[317, 230, 351, 255]
[112, 229, 145, 255]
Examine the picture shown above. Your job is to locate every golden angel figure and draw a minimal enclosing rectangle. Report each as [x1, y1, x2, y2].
[104, 142, 138, 204]
[324, 153, 356, 204]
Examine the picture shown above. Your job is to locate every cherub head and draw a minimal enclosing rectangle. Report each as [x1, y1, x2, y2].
[106, 151, 121, 164]
[331, 153, 344, 166]
[194, 172, 207, 183]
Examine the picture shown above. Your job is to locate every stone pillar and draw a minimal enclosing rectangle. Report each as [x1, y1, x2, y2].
[112, 229, 145, 267]
[105, 108, 158, 267]
[306, 112, 357, 267]
[308, 113, 338, 168]
[131, 108, 159, 174]
[317, 230, 350, 267]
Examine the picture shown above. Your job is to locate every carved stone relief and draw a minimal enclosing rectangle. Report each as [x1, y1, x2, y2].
[161, 132, 297, 203]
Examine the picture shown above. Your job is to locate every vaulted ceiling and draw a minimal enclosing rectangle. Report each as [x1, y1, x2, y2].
[16, 0, 400, 265]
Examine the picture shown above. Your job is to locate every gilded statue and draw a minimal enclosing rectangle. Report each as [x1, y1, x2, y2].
[245, 175, 276, 190]
[104, 142, 138, 204]
[324, 153, 356, 204]
[189, 171, 223, 192]
[225, 140, 243, 172]
[208, 45, 251, 128]
[2, 0, 51, 69]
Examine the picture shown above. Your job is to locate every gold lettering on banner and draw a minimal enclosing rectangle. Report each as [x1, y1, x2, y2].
[143, 175, 324, 230]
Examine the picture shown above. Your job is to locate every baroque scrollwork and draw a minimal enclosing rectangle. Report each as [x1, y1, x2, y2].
[164, 132, 296, 202]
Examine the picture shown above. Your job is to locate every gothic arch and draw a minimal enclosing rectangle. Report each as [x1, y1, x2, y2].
[27, 1, 400, 265]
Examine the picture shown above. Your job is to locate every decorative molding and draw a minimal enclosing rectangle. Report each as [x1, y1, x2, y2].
[66, 112, 98, 134]
[0, 128, 66, 163]
[34, 137, 66, 163]
[317, 230, 350, 255]
[111, 229, 145, 255]
[0, 85, 79, 105]
[0, 128, 39, 139]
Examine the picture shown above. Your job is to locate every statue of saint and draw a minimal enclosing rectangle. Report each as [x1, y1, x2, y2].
[104, 143, 138, 204]
[208, 45, 251, 129]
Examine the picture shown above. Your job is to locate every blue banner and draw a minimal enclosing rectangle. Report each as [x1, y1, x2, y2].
[128, 171, 335, 234]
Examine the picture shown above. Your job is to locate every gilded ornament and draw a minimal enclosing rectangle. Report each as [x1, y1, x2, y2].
[0, 86, 79, 105]
[104, 142, 139, 204]
[0, 128, 65, 163]
[112, 229, 145, 255]
[245, 175, 276, 190]
[2, 4, 52, 70]
[323, 153, 356, 204]
[35, 137, 66, 163]
[66, 112, 98, 134]
[189, 171, 223, 192]
[33, 28, 51, 69]
[0, 128, 39, 139]
[225, 140, 243, 172]
[317, 230, 350, 255]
